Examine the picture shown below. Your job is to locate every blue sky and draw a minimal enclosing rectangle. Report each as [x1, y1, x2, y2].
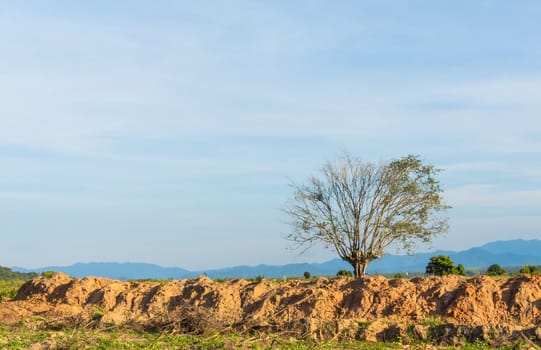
[1, 1, 540, 269]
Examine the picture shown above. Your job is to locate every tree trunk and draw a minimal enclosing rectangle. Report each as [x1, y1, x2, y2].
[352, 259, 371, 278]
[361, 260, 369, 276]
[354, 263, 361, 278]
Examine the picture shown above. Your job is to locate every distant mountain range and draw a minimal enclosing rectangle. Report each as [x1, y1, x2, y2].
[12, 239, 541, 280]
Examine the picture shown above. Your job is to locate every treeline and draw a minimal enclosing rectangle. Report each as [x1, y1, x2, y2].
[0, 266, 38, 281]
[0, 266, 38, 302]
[416, 255, 540, 277]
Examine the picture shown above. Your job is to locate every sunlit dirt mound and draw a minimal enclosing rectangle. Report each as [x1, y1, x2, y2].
[2, 273, 541, 345]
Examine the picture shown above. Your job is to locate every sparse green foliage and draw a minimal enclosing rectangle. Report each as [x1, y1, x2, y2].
[91, 307, 105, 321]
[336, 269, 353, 277]
[286, 153, 449, 277]
[0, 266, 37, 302]
[426, 255, 465, 276]
[0, 279, 25, 302]
[519, 264, 539, 275]
[0, 323, 519, 349]
[394, 273, 405, 279]
[41, 271, 55, 279]
[357, 320, 372, 329]
[422, 315, 444, 326]
[254, 275, 264, 282]
[486, 264, 506, 276]
[303, 271, 311, 279]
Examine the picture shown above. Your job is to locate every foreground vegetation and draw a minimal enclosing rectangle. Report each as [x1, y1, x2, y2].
[0, 323, 526, 350]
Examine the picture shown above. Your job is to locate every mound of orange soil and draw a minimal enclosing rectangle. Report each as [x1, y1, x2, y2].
[1, 273, 541, 345]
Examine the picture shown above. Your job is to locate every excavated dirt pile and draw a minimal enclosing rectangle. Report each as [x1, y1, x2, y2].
[1, 273, 541, 345]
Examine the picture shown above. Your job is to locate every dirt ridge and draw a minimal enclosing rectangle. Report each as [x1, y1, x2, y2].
[1, 273, 541, 344]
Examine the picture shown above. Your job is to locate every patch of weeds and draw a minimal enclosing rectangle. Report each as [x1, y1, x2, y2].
[248, 275, 265, 283]
[126, 278, 173, 285]
[0, 279, 25, 301]
[0, 323, 531, 350]
[0, 324, 55, 349]
[422, 315, 444, 326]
[213, 278, 230, 283]
[357, 320, 372, 329]
[91, 307, 106, 321]
[457, 340, 504, 350]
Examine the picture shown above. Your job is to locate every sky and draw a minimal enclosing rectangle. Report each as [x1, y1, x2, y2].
[1, 1, 540, 270]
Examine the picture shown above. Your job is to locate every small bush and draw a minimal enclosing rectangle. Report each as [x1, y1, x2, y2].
[486, 264, 506, 276]
[303, 271, 311, 279]
[336, 269, 353, 277]
[455, 264, 465, 276]
[520, 264, 539, 275]
[41, 271, 55, 279]
[91, 307, 105, 321]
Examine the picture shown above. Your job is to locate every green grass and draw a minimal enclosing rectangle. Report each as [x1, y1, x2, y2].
[0, 279, 26, 302]
[422, 315, 445, 327]
[0, 324, 526, 350]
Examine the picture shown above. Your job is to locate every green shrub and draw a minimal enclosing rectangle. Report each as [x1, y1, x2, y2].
[520, 264, 539, 275]
[303, 271, 311, 279]
[336, 269, 353, 277]
[0, 280, 25, 301]
[91, 307, 105, 321]
[486, 264, 506, 276]
[456, 263, 465, 276]
[41, 271, 55, 279]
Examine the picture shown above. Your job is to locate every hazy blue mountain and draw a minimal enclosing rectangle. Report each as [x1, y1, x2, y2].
[367, 244, 541, 274]
[13, 262, 196, 280]
[12, 239, 541, 279]
[479, 239, 541, 256]
[201, 260, 351, 279]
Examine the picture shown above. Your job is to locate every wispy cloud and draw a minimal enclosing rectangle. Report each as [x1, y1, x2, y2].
[447, 185, 541, 211]
[1, 1, 540, 268]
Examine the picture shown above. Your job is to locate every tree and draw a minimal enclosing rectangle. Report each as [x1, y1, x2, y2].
[285, 153, 449, 277]
[486, 264, 506, 276]
[303, 271, 311, 279]
[426, 255, 456, 276]
[425, 255, 465, 276]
